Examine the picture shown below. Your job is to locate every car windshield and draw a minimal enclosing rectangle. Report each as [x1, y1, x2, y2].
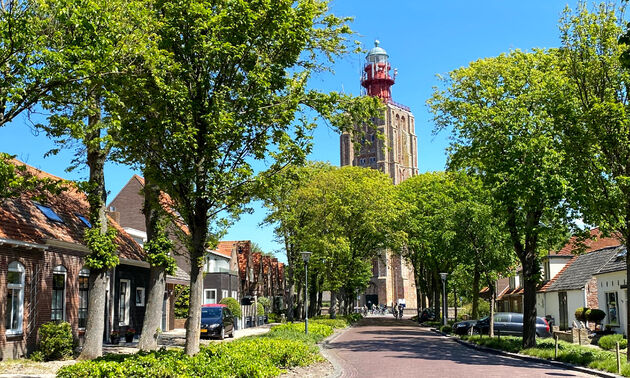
[202, 308, 222, 318]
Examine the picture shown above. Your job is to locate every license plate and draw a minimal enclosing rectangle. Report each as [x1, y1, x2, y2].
[200, 329, 207, 333]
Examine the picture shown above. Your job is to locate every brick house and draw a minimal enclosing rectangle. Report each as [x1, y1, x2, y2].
[231, 240, 285, 305]
[0, 162, 150, 359]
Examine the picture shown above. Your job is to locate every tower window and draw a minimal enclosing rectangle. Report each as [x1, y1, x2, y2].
[34, 203, 64, 223]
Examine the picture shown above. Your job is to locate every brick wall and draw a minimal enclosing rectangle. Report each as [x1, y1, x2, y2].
[0, 245, 85, 360]
[108, 177, 146, 233]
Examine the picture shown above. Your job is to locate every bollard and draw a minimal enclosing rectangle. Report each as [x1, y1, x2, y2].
[554, 335, 558, 360]
[617, 342, 621, 374]
[578, 329, 581, 345]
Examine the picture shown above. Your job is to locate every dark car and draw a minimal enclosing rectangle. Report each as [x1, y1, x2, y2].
[200, 304, 235, 340]
[419, 308, 436, 322]
[473, 312, 551, 338]
[452, 319, 478, 335]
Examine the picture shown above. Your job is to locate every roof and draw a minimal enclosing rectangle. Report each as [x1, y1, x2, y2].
[216, 241, 237, 258]
[0, 160, 145, 261]
[545, 246, 620, 292]
[596, 246, 628, 275]
[552, 228, 621, 256]
[367, 40, 388, 58]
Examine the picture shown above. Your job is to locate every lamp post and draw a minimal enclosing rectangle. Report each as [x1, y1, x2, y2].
[439, 273, 448, 326]
[301, 251, 312, 334]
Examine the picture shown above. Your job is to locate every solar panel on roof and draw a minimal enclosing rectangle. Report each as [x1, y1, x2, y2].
[616, 249, 627, 259]
[34, 203, 64, 223]
[76, 214, 92, 228]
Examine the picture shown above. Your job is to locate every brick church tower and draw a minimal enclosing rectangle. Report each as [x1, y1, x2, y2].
[340, 41, 419, 312]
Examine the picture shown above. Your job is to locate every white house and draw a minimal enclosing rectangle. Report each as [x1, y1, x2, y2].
[593, 246, 627, 336]
[536, 246, 619, 330]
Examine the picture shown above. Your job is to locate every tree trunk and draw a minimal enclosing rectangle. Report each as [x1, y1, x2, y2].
[285, 237, 295, 322]
[329, 291, 337, 319]
[138, 175, 166, 351]
[184, 203, 208, 356]
[471, 266, 480, 320]
[453, 285, 458, 321]
[79, 119, 109, 360]
[489, 282, 495, 337]
[522, 259, 538, 348]
[433, 274, 440, 321]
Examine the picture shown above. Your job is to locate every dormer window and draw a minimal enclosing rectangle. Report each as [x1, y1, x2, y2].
[34, 202, 64, 223]
[76, 214, 92, 228]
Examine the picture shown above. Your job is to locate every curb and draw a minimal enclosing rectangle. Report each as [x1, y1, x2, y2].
[430, 328, 621, 378]
[320, 325, 356, 378]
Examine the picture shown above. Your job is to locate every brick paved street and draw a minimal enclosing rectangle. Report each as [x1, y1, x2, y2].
[325, 316, 596, 378]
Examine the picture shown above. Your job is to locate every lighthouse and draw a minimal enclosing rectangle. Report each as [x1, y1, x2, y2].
[361, 40, 395, 101]
[340, 40, 418, 185]
[339, 40, 420, 314]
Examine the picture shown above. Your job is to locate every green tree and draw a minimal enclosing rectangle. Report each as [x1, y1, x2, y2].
[429, 49, 573, 348]
[560, 3, 630, 358]
[36, 0, 156, 359]
[116, 0, 380, 355]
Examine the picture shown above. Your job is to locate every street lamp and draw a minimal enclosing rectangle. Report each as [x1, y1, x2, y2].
[439, 273, 448, 326]
[301, 251, 312, 334]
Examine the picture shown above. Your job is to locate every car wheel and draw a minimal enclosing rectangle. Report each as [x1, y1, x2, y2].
[219, 327, 225, 340]
[229, 328, 234, 338]
[469, 327, 480, 336]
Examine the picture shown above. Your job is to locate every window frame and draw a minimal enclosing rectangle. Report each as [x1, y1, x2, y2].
[606, 291, 619, 325]
[135, 287, 145, 307]
[5, 261, 25, 335]
[203, 289, 217, 305]
[231, 291, 237, 299]
[51, 265, 67, 322]
[222, 290, 228, 300]
[119, 279, 131, 326]
[78, 268, 89, 329]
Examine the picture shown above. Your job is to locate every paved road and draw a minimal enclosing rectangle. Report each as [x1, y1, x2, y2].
[325, 316, 596, 378]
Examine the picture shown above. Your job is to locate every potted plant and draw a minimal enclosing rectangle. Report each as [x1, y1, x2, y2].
[110, 330, 120, 344]
[125, 328, 136, 343]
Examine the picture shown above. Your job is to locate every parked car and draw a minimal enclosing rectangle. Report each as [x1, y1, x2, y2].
[452, 319, 479, 335]
[200, 304, 235, 340]
[419, 308, 436, 322]
[473, 312, 551, 338]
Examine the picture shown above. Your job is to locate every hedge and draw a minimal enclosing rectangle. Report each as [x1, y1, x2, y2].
[598, 334, 628, 350]
[58, 337, 322, 377]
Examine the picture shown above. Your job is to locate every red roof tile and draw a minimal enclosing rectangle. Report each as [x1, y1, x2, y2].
[553, 228, 621, 256]
[0, 161, 145, 261]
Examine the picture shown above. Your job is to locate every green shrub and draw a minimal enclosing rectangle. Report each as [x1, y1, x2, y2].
[440, 325, 452, 334]
[270, 322, 334, 340]
[311, 318, 348, 329]
[598, 334, 627, 350]
[257, 302, 265, 316]
[460, 300, 490, 318]
[174, 284, 189, 318]
[58, 334, 324, 377]
[575, 307, 587, 322]
[587, 308, 606, 324]
[258, 297, 272, 312]
[219, 297, 242, 318]
[267, 313, 283, 323]
[37, 321, 73, 361]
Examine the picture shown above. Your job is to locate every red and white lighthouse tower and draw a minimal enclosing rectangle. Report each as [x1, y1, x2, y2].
[340, 40, 421, 313]
[361, 40, 395, 101]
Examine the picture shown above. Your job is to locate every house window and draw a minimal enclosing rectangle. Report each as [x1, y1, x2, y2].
[78, 268, 89, 328]
[222, 290, 228, 300]
[51, 266, 67, 321]
[119, 279, 131, 326]
[5, 261, 24, 334]
[606, 292, 619, 325]
[136, 287, 145, 307]
[203, 289, 217, 304]
[231, 291, 237, 299]
[544, 261, 550, 281]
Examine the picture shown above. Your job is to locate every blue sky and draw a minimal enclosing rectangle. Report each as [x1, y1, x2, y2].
[0, 0, 582, 262]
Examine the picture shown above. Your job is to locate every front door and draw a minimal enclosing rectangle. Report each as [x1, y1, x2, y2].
[559, 291, 568, 330]
[162, 295, 167, 331]
[366, 294, 378, 310]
